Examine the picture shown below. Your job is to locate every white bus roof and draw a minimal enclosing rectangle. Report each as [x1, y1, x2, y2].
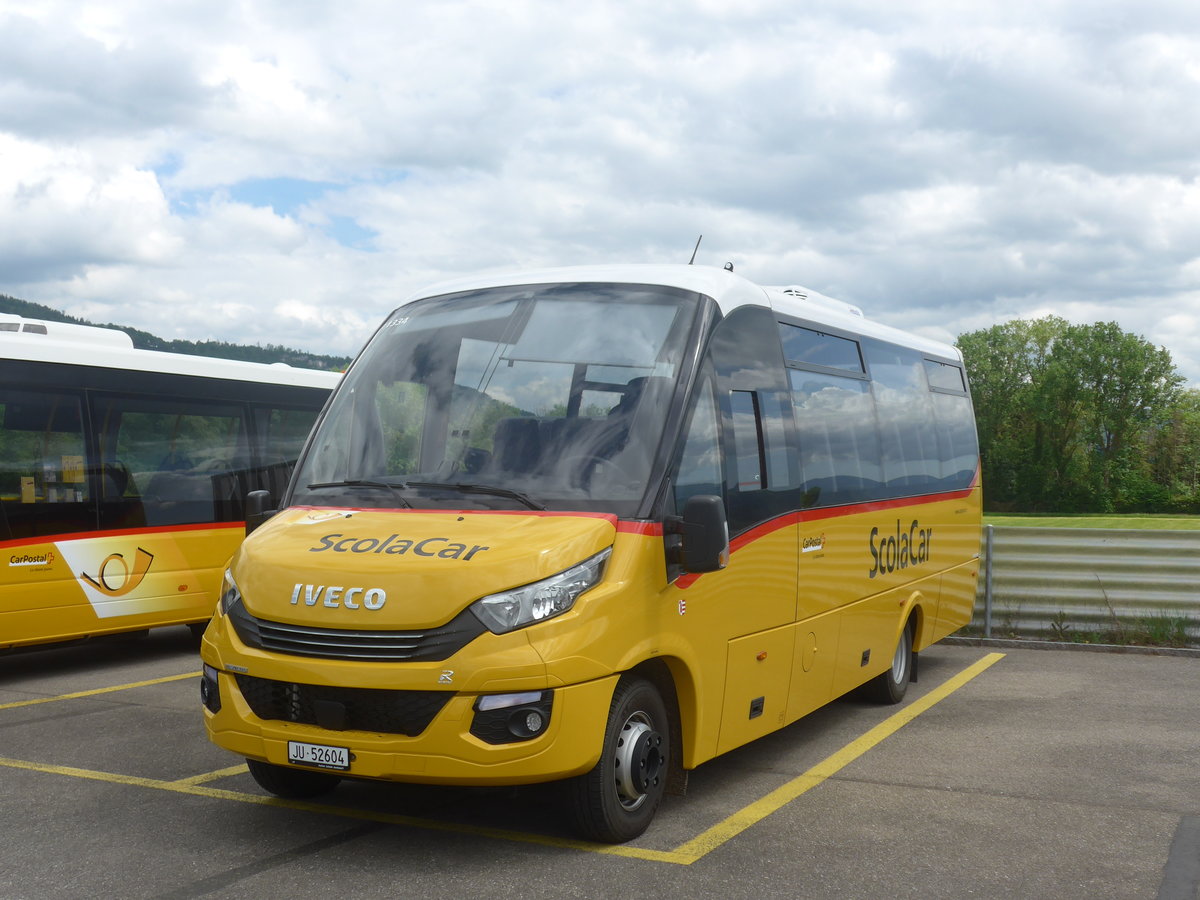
[398, 264, 963, 364]
[0, 315, 341, 389]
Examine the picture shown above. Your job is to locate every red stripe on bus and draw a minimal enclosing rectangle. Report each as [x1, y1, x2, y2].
[0, 521, 243, 550]
[674, 482, 980, 589]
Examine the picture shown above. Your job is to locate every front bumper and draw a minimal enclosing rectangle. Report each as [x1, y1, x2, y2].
[201, 664, 616, 786]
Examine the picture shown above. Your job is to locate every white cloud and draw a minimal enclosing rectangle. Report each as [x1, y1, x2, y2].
[0, 134, 178, 281]
[0, 0, 1199, 384]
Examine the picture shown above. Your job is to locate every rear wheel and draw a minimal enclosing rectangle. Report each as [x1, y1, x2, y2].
[566, 675, 669, 843]
[245, 759, 341, 799]
[863, 619, 914, 704]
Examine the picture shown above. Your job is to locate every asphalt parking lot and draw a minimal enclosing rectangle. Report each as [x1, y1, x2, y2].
[1, 632, 1197, 900]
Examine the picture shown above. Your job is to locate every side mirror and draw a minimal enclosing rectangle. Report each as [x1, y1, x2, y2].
[245, 490, 275, 536]
[674, 494, 730, 573]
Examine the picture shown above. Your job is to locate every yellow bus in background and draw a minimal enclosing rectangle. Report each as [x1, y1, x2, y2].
[0, 316, 338, 650]
[199, 266, 981, 842]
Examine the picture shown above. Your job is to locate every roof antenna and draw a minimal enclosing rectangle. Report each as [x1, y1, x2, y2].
[688, 235, 703, 265]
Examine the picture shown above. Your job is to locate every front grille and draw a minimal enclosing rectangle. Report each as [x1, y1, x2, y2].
[228, 603, 486, 662]
[234, 674, 451, 735]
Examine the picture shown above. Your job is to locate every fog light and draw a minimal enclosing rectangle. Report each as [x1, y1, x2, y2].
[200, 664, 222, 714]
[470, 691, 554, 744]
[502, 704, 549, 740]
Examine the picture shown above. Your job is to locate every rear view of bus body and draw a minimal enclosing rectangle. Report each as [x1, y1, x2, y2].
[199, 265, 981, 843]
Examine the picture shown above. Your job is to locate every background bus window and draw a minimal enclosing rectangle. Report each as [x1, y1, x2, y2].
[263, 407, 321, 463]
[789, 371, 882, 507]
[0, 389, 93, 539]
[240, 404, 327, 503]
[97, 397, 249, 526]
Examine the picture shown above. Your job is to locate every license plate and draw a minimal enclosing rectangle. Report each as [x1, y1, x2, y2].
[287, 740, 350, 771]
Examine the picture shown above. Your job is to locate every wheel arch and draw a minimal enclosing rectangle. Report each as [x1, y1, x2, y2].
[628, 656, 693, 794]
[904, 590, 933, 654]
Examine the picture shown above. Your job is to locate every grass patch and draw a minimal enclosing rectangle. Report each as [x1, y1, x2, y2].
[984, 514, 1200, 530]
[962, 613, 1196, 649]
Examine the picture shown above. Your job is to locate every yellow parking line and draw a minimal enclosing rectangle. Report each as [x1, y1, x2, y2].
[173, 763, 250, 785]
[0, 753, 679, 861]
[0, 652, 1004, 864]
[671, 651, 1006, 863]
[0, 672, 200, 711]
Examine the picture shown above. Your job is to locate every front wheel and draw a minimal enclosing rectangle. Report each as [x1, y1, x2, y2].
[863, 619, 914, 704]
[566, 675, 669, 843]
[246, 759, 341, 799]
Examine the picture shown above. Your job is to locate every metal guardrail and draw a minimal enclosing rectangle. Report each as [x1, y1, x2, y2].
[975, 525, 1200, 642]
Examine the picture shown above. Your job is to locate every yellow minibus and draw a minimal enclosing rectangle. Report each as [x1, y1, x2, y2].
[0, 316, 338, 650]
[199, 266, 981, 842]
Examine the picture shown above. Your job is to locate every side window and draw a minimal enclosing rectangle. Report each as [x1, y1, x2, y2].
[930, 392, 978, 487]
[730, 390, 764, 492]
[864, 341, 939, 493]
[672, 373, 722, 510]
[711, 307, 799, 533]
[263, 407, 320, 464]
[238, 404, 326, 507]
[97, 396, 248, 526]
[789, 371, 882, 507]
[779, 323, 864, 373]
[0, 389, 92, 539]
[758, 390, 792, 490]
[925, 360, 978, 489]
[924, 359, 967, 393]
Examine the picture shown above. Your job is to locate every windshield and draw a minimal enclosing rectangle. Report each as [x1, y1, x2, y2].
[290, 282, 700, 515]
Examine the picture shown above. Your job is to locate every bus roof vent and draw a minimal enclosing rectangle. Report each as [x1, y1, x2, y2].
[765, 285, 865, 318]
[0, 315, 135, 349]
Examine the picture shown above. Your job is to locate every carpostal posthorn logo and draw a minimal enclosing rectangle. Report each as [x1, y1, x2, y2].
[80, 547, 155, 597]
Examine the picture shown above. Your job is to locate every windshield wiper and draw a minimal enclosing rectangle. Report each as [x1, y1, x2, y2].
[405, 481, 547, 511]
[305, 479, 412, 508]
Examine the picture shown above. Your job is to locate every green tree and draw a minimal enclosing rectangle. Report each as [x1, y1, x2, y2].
[956, 316, 1066, 509]
[1149, 388, 1200, 512]
[958, 317, 1183, 512]
[1041, 323, 1182, 511]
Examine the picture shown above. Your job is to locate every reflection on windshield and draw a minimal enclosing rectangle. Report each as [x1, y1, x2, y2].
[291, 283, 700, 515]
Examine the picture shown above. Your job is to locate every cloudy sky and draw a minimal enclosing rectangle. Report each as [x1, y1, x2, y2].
[2, 0, 1200, 382]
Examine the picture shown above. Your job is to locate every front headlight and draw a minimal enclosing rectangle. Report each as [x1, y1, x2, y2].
[470, 547, 612, 634]
[219, 569, 242, 616]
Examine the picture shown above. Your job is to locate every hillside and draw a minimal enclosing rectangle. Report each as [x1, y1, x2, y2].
[0, 293, 351, 372]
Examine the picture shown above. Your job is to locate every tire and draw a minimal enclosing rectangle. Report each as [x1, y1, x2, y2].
[863, 619, 914, 704]
[246, 758, 341, 799]
[566, 675, 670, 843]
